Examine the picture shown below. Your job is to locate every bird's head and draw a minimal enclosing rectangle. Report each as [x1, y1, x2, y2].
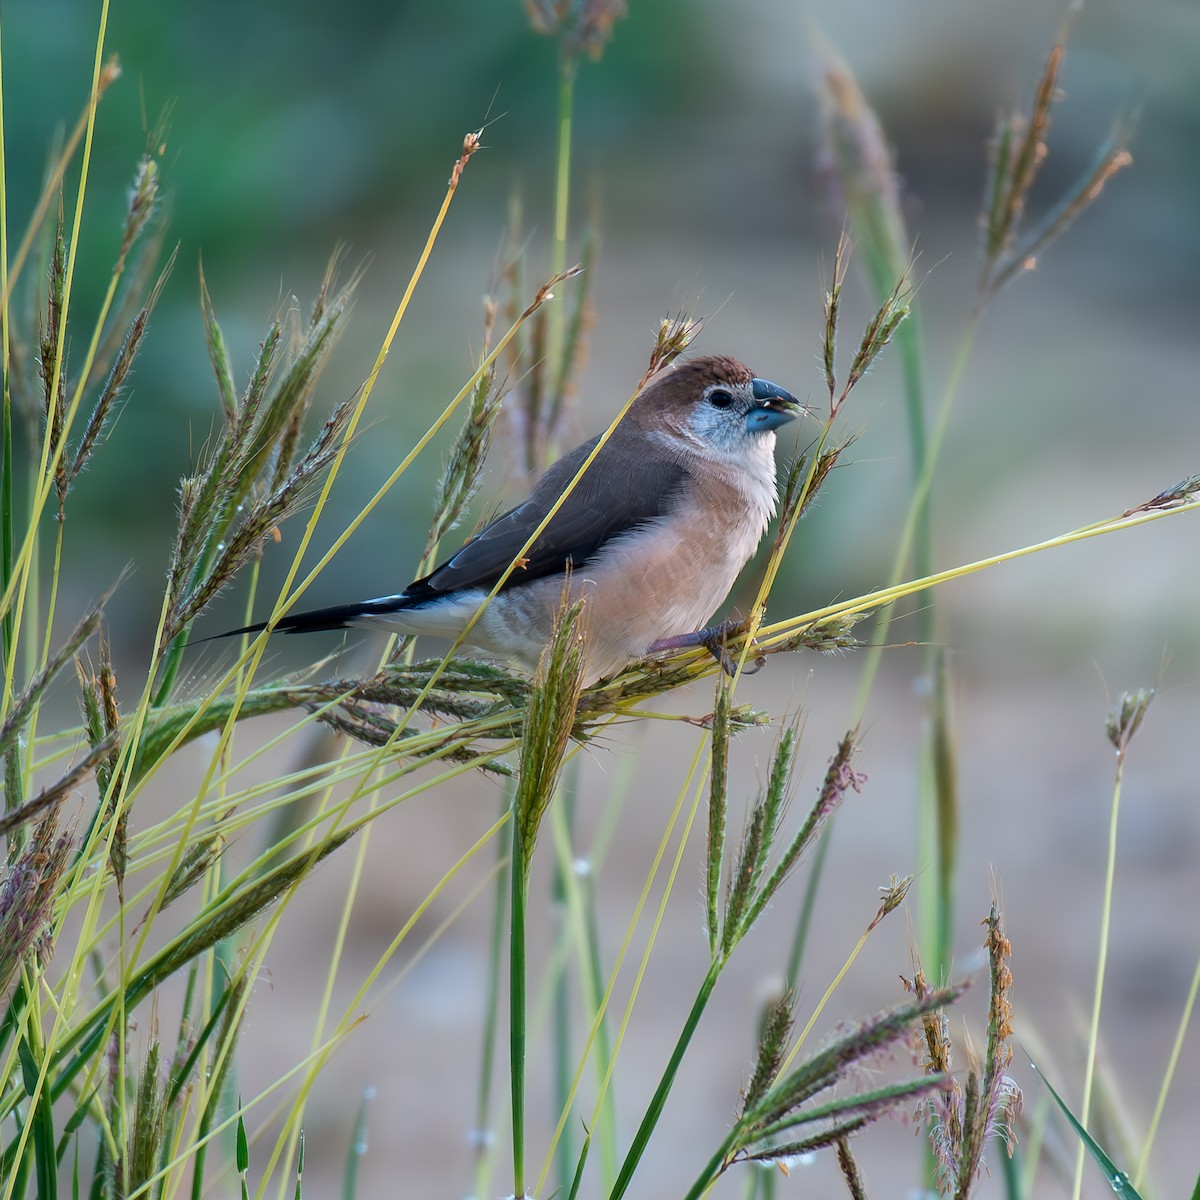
[632, 354, 804, 461]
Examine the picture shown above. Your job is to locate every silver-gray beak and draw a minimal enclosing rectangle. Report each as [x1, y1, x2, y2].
[746, 378, 802, 433]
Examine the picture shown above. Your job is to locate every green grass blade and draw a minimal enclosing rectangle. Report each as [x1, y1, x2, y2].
[1031, 1061, 1144, 1199]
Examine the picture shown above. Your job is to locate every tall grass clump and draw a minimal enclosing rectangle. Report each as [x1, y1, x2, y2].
[0, 5, 1195, 1200]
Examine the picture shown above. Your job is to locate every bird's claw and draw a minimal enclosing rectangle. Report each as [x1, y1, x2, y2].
[649, 619, 766, 677]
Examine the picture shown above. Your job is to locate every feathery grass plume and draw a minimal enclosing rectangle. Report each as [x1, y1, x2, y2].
[836, 1136, 867, 1199]
[514, 599, 585, 880]
[1070, 687, 1154, 1199]
[0, 738, 116, 839]
[509, 598, 585, 1197]
[979, 32, 1132, 299]
[1122, 473, 1200, 518]
[0, 596, 105, 762]
[32, 146, 168, 516]
[68, 251, 176, 489]
[115, 1041, 171, 1200]
[814, 34, 910, 317]
[38, 201, 70, 514]
[705, 676, 731, 952]
[762, 610, 868, 657]
[685, 986, 962, 1194]
[160, 832, 227, 911]
[0, 814, 73, 1002]
[1106, 688, 1154, 756]
[769, 439, 850, 565]
[118, 151, 160, 269]
[160, 266, 359, 656]
[639, 310, 701, 390]
[907, 905, 1021, 1197]
[526, 0, 628, 60]
[821, 230, 849, 400]
[721, 724, 797, 954]
[418, 307, 506, 574]
[495, 212, 595, 476]
[816, 228, 912, 418]
[841, 273, 911, 402]
[743, 728, 862, 923]
[76, 637, 128, 895]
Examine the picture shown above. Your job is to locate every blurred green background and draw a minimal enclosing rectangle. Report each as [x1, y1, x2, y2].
[6, 1, 1200, 1195]
[9, 0, 1199, 669]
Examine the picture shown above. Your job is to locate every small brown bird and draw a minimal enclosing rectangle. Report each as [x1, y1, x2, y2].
[222, 355, 801, 678]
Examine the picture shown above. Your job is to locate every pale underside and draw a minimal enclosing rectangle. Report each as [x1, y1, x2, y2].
[357, 432, 779, 679]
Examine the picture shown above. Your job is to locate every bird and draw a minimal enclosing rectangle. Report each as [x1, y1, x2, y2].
[218, 354, 801, 679]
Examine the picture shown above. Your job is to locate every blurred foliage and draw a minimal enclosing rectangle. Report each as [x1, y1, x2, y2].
[5, 0, 1199, 659]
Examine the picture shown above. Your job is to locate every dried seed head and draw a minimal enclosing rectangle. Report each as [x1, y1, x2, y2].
[0, 816, 74, 1000]
[525, 0, 627, 60]
[814, 35, 910, 295]
[1122, 473, 1200, 518]
[1105, 687, 1154, 756]
[449, 129, 483, 188]
[120, 154, 159, 261]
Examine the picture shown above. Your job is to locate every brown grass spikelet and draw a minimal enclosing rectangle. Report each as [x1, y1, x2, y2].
[449, 128, 483, 188]
[525, 0, 627, 61]
[1105, 688, 1154, 757]
[908, 905, 1022, 1195]
[0, 815, 74, 1002]
[1121, 473, 1200, 518]
[979, 30, 1132, 300]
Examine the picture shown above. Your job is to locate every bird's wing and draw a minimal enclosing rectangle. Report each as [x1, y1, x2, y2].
[404, 434, 690, 600]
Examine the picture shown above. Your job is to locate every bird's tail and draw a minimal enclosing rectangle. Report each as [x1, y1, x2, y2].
[207, 595, 412, 641]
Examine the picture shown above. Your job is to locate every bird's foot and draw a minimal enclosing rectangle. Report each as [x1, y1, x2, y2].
[648, 619, 765, 677]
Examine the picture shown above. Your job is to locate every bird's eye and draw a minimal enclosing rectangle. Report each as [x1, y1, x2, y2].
[708, 388, 734, 409]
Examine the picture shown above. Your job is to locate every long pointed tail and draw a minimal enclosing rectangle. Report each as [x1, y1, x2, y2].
[207, 595, 411, 641]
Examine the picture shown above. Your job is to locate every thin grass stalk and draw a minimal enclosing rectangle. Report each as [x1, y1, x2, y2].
[0, 23, 116, 1190]
[0, 20, 12, 668]
[1072, 694, 1147, 1200]
[774, 879, 911, 1081]
[816, 38, 957, 985]
[548, 788, 619, 1190]
[756, 492, 1200, 655]
[579, 862, 619, 1188]
[509, 813, 530, 1196]
[607, 960, 722, 1200]
[551, 770, 578, 1197]
[1, 3, 121, 692]
[255, 813, 510, 1200]
[16, 987, 56, 1200]
[535, 741, 711, 1199]
[222, 271, 576, 790]
[706, 678, 731, 953]
[470, 788, 514, 1200]
[241, 132, 483, 652]
[784, 828, 830, 988]
[509, 605, 584, 1198]
[0, 58, 120, 314]
[1134, 946, 1200, 1187]
[549, 53, 575, 392]
[110, 280, 554, 1032]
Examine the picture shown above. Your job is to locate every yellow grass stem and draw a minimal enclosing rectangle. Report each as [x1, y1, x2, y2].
[1072, 761, 1126, 1200]
[0, 10, 112, 718]
[1134, 947, 1200, 1187]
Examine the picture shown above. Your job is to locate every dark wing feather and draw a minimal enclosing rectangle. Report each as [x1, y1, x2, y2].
[403, 433, 689, 600]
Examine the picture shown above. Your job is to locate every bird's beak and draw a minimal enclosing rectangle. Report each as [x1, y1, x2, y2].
[746, 378, 804, 433]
